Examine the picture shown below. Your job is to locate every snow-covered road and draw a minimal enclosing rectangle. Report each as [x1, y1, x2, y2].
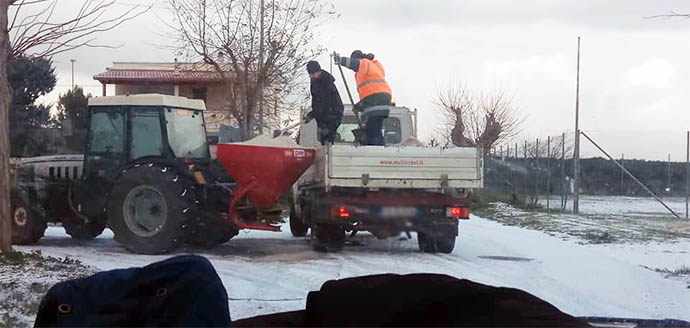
[16, 215, 690, 321]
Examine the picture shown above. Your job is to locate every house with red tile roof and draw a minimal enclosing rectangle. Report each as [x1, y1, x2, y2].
[93, 62, 231, 133]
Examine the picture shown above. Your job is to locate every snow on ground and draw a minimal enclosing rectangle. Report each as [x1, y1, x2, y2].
[540, 195, 689, 217]
[14, 214, 690, 322]
[0, 252, 96, 327]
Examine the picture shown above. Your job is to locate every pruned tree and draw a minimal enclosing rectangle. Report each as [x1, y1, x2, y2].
[0, 0, 148, 252]
[167, 0, 335, 139]
[435, 82, 523, 154]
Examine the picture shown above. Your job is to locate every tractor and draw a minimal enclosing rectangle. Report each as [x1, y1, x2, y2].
[11, 94, 239, 254]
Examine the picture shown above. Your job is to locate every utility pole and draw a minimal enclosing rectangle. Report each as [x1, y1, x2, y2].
[515, 142, 518, 158]
[258, 0, 265, 134]
[621, 153, 624, 196]
[573, 36, 581, 214]
[70, 59, 76, 90]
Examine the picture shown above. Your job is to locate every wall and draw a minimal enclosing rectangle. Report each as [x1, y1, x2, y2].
[115, 83, 174, 96]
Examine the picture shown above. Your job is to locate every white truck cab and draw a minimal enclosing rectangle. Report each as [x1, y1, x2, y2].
[298, 105, 415, 147]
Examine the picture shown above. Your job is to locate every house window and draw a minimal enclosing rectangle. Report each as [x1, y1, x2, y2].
[192, 87, 207, 102]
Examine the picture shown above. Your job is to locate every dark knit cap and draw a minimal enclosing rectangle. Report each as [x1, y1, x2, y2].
[307, 61, 321, 74]
[351, 50, 364, 59]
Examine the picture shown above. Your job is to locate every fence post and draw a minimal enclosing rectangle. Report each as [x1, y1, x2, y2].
[667, 153, 671, 195]
[535, 138, 539, 205]
[547, 136, 551, 211]
[561, 132, 566, 212]
[524, 140, 527, 158]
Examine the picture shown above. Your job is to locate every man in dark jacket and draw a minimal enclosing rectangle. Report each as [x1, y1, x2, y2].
[306, 60, 344, 145]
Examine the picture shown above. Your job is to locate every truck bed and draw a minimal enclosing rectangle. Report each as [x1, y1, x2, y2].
[299, 145, 483, 190]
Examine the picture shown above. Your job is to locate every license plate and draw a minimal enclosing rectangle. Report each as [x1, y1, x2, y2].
[380, 206, 417, 218]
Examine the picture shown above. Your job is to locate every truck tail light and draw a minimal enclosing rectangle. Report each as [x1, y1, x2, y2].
[333, 206, 350, 218]
[447, 206, 469, 219]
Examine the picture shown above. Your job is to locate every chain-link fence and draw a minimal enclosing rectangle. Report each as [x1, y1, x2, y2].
[483, 131, 690, 218]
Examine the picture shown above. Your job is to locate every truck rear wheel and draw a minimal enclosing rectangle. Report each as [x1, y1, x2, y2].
[417, 232, 456, 254]
[107, 166, 192, 254]
[11, 190, 47, 245]
[288, 190, 308, 237]
[312, 223, 345, 252]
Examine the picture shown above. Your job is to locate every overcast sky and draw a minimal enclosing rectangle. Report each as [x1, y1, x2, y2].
[29, 0, 690, 161]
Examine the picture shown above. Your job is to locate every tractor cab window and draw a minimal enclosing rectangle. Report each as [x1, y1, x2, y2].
[89, 110, 125, 153]
[129, 109, 164, 160]
[165, 108, 210, 159]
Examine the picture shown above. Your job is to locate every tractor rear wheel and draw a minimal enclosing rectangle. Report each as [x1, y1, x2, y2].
[107, 165, 193, 254]
[10, 190, 47, 245]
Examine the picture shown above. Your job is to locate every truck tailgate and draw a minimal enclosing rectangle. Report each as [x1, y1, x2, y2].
[302, 145, 483, 189]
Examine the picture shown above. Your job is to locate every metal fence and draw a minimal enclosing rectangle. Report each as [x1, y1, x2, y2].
[484, 131, 690, 219]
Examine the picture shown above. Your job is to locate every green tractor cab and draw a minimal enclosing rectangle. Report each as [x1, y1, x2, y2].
[11, 94, 238, 254]
[85, 94, 211, 181]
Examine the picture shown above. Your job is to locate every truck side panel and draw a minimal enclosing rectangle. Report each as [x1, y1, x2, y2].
[298, 145, 483, 190]
[326, 145, 483, 189]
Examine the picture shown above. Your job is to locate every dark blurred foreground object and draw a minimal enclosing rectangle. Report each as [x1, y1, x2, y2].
[34, 255, 230, 327]
[234, 273, 588, 327]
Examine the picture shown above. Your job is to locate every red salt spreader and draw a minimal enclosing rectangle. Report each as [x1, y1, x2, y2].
[216, 135, 315, 232]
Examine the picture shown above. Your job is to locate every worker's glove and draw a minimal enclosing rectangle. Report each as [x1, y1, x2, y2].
[332, 52, 340, 63]
[352, 103, 362, 113]
[304, 111, 314, 122]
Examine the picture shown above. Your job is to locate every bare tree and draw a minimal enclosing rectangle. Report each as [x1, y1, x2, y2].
[167, 0, 334, 139]
[644, 11, 690, 19]
[435, 82, 523, 154]
[9, 0, 148, 58]
[0, 0, 148, 252]
[0, 0, 14, 253]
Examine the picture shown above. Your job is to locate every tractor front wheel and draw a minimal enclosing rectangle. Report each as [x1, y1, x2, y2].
[10, 189, 47, 245]
[63, 219, 106, 240]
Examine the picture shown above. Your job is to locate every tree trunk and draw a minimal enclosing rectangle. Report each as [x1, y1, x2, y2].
[0, 0, 13, 252]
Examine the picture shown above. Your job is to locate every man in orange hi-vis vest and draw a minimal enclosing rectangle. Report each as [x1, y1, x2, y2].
[335, 50, 392, 145]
